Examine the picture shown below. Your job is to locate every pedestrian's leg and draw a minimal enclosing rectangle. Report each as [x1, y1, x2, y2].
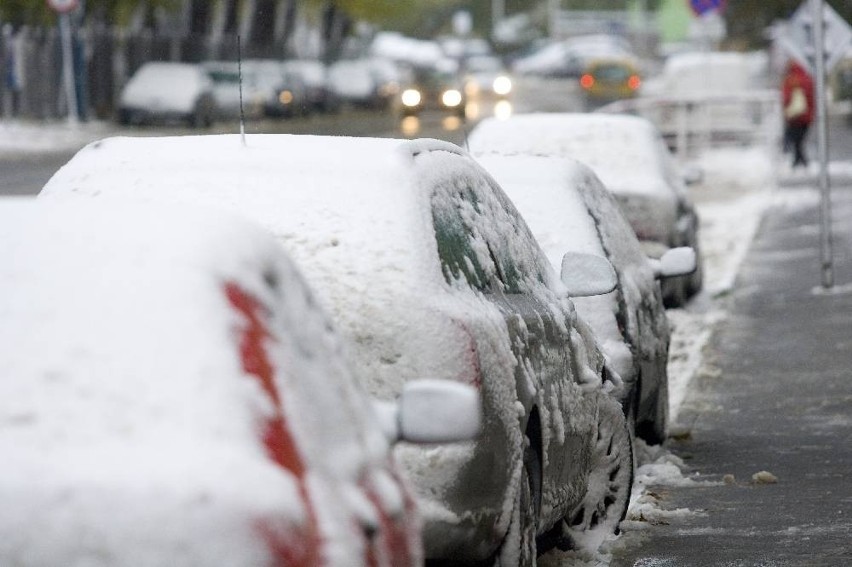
[791, 125, 807, 167]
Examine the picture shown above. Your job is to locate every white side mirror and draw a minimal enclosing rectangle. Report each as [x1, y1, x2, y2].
[650, 246, 697, 279]
[374, 380, 481, 444]
[560, 252, 618, 297]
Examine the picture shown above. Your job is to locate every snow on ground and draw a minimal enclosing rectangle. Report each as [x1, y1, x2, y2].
[0, 120, 115, 155]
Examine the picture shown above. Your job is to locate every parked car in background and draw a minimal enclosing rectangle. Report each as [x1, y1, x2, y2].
[204, 60, 308, 120]
[284, 59, 340, 113]
[400, 61, 466, 116]
[244, 59, 310, 117]
[328, 58, 401, 110]
[118, 62, 216, 127]
[42, 133, 635, 564]
[203, 60, 265, 119]
[469, 113, 703, 307]
[474, 153, 696, 444]
[0, 199, 480, 566]
[579, 57, 641, 110]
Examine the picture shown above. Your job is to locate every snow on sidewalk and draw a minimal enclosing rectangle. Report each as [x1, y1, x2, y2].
[0, 120, 117, 156]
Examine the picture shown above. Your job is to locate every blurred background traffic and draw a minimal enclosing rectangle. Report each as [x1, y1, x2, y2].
[3, 0, 851, 146]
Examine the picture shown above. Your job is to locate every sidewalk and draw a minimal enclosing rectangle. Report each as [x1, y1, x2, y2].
[610, 175, 852, 565]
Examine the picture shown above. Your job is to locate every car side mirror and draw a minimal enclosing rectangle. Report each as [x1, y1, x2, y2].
[650, 246, 697, 279]
[373, 380, 481, 444]
[560, 252, 618, 297]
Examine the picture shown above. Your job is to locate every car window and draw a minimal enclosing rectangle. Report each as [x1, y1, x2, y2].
[431, 175, 545, 295]
[593, 64, 631, 82]
[432, 185, 490, 291]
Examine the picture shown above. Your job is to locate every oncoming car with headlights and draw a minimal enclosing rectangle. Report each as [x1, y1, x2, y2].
[400, 63, 466, 117]
[463, 55, 513, 100]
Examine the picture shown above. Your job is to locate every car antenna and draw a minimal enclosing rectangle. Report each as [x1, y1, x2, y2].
[237, 34, 247, 147]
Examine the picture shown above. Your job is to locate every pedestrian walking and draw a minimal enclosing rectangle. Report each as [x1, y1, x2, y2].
[781, 60, 815, 169]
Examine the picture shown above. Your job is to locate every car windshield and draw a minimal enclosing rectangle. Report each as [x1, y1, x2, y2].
[593, 64, 632, 82]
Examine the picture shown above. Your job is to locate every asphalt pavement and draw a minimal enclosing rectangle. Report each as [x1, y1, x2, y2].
[610, 137, 852, 564]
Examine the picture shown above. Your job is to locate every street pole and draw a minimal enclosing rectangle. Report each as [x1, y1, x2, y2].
[58, 11, 79, 126]
[492, 0, 504, 40]
[812, 0, 834, 289]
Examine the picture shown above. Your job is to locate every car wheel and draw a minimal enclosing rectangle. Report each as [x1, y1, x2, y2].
[496, 442, 538, 567]
[562, 396, 633, 549]
[635, 371, 669, 446]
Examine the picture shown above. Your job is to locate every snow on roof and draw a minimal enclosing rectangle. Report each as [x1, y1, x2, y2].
[40, 134, 481, 399]
[0, 199, 309, 565]
[469, 113, 670, 198]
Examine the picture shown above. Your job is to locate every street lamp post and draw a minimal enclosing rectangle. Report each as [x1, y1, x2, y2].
[811, 0, 834, 289]
[47, 0, 80, 126]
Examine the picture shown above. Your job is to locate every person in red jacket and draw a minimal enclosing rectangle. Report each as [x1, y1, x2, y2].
[781, 60, 815, 169]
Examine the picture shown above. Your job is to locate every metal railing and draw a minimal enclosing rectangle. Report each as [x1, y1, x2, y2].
[597, 90, 783, 161]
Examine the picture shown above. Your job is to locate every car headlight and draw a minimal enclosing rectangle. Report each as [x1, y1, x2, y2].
[442, 89, 462, 108]
[492, 76, 512, 96]
[402, 89, 422, 107]
[278, 90, 294, 105]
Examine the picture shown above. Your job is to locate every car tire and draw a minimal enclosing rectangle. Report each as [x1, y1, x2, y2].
[635, 371, 669, 446]
[562, 396, 633, 549]
[496, 441, 538, 567]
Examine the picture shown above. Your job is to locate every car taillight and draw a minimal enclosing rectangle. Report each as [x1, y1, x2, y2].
[225, 282, 322, 567]
[580, 74, 595, 89]
[628, 75, 641, 90]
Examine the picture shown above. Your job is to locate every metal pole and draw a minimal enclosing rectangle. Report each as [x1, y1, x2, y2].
[59, 12, 79, 126]
[492, 0, 504, 39]
[812, 0, 834, 289]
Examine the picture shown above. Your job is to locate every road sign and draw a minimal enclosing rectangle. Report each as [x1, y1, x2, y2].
[781, 0, 852, 74]
[46, 0, 79, 13]
[689, 0, 726, 17]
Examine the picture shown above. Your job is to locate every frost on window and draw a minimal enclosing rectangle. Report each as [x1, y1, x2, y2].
[431, 175, 549, 296]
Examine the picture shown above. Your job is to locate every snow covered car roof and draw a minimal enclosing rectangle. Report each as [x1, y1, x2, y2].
[468, 112, 676, 199]
[0, 199, 417, 566]
[41, 134, 559, 394]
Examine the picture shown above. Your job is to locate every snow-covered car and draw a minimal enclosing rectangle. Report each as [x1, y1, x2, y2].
[118, 62, 217, 127]
[474, 154, 696, 444]
[0, 199, 481, 567]
[41, 134, 636, 564]
[469, 113, 703, 307]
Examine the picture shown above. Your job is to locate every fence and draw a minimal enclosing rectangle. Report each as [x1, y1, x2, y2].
[597, 90, 784, 162]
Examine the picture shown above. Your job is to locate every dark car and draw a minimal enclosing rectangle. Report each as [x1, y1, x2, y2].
[400, 63, 467, 117]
